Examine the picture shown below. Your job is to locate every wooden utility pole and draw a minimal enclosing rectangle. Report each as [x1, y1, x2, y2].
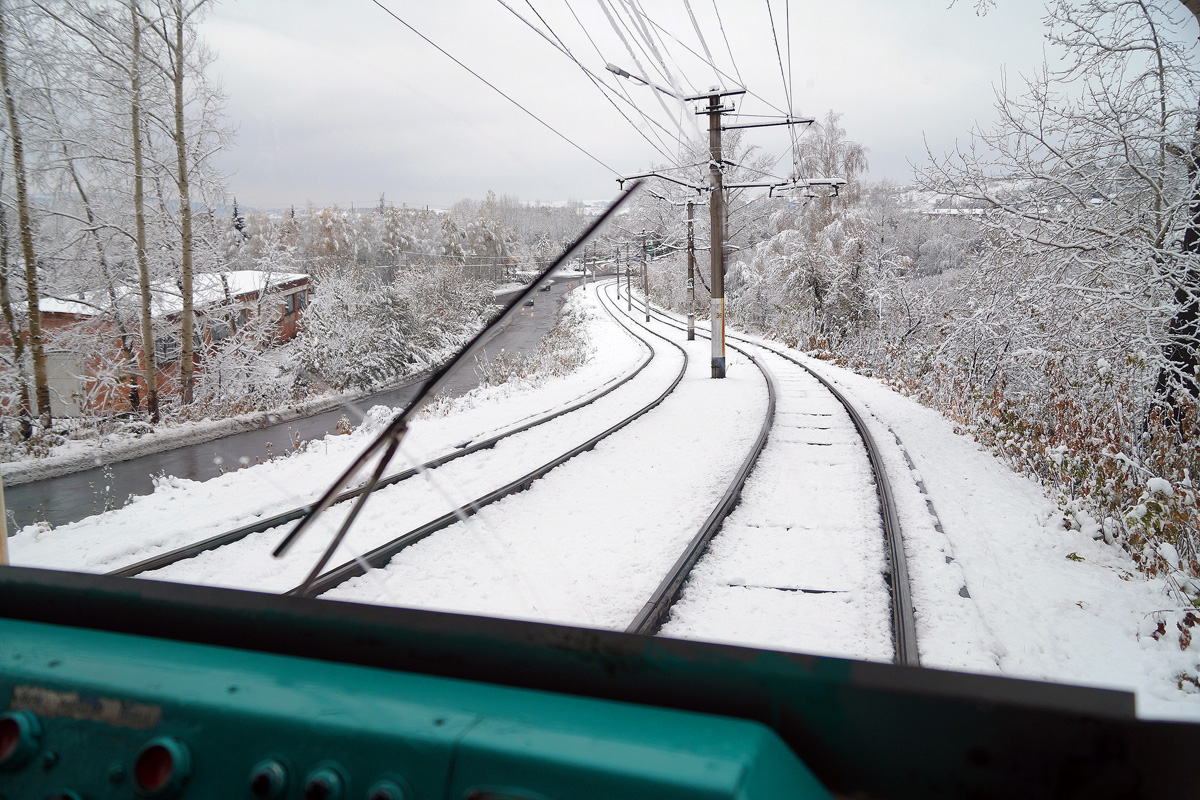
[625, 242, 632, 311]
[686, 200, 696, 341]
[641, 232, 649, 322]
[707, 93, 727, 378]
[615, 253, 620, 299]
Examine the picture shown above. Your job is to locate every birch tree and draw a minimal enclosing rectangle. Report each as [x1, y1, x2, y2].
[0, 1, 51, 425]
[140, 0, 219, 407]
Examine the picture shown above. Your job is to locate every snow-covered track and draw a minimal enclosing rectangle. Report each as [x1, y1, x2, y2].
[108, 292, 659, 580]
[726, 330, 918, 667]
[632, 298, 918, 667]
[289, 283, 691, 597]
[606, 288, 778, 636]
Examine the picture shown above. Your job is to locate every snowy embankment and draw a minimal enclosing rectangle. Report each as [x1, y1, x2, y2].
[0, 378, 422, 487]
[1, 288, 531, 487]
[727, 328, 1200, 722]
[7, 289, 641, 574]
[9, 283, 1200, 721]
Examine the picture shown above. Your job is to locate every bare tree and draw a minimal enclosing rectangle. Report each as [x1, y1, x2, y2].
[140, 0, 217, 407]
[0, 1, 51, 425]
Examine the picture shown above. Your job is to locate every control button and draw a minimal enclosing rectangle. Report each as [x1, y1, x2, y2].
[132, 737, 192, 797]
[366, 779, 407, 800]
[303, 765, 345, 800]
[249, 759, 288, 800]
[0, 710, 41, 771]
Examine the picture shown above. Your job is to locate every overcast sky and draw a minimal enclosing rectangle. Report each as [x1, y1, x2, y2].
[203, 1, 1108, 210]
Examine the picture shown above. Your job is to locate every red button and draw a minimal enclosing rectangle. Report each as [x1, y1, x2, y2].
[0, 716, 18, 762]
[135, 744, 174, 794]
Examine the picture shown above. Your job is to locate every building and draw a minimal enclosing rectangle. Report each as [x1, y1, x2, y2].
[8, 270, 309, 418]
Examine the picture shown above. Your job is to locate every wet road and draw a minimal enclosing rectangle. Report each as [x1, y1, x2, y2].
[6, 279, 579, 532]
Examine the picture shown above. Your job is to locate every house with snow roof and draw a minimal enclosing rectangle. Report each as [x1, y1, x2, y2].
[6, 270, 309, 418]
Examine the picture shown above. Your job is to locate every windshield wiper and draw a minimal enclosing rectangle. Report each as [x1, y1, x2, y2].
[274, 181, 644, 596]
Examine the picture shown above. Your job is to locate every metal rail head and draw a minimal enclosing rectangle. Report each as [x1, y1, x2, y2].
[632, 303, 919, 667]
[619, 298, 776, 637]
[292, 280, 689, 598]
[272, 182, 644, 566]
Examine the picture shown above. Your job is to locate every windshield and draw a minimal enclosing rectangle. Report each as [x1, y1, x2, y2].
[2, 0, 1200, 738]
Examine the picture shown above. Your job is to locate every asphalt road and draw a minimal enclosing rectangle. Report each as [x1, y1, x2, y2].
[5, 278, 580, 533]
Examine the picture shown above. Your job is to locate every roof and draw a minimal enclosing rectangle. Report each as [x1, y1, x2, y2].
[39, 270, 308, 319]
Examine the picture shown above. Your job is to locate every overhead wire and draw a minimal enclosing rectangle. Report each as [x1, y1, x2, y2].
[711, 0, 744, 88]
[625, 0, 698, 98]
[369, 0, 620, 175]
[560, 0, 692, 160]
[642, 14, 787, 117]
[682, 0, 722, 88]
[492, 0, 680, 163]
[618, 0, 702, 145]
[785, 0, 800, 177]
[765, 1, 790, 115]
[608, 0, 673, 86]
[596, 0, 692, 143]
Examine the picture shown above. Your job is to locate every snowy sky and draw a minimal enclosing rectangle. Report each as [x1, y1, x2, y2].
[201, 0, 1162, 210]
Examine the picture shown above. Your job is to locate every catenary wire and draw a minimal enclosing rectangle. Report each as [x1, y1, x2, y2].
[491, 0, 680, 162]
[596, 0, 693, 143]
[624, 0, 699, 98]
[642, 13, 787, 117]
[711, 0, 745, 88]
[560, 0, 693, 156]
[682, 0, 723, 87]
[370, 0, 620, 176]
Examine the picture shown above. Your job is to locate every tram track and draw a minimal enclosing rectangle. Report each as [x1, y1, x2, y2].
[315, 279, 771, 628]
[117, 278, 916, 668]
[620, 291, 918, 667]
[119, 283, 692, 595]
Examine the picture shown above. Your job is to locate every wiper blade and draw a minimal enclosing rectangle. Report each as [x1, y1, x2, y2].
[275, 181, 644, 593]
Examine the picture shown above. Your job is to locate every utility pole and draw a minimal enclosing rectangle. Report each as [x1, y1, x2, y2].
[707, 92, 727, 378]
[625, 241, 632, 311]
[686, 201, 696, 341]
[642, 232, 650, 322]
[616, 255, 620, 299]
[612, 65, 824, 377]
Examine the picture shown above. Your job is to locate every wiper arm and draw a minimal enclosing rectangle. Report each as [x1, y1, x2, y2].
[275, 181, 644, 594]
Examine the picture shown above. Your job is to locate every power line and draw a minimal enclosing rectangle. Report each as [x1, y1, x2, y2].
[641, 14, 787, 118]
[682, 0, 722, 87]
[491, 0, 680, 162]
[711, 0, 744, 89]
[559, 0, 691, 156]
[369, 0, 620, 176]
[765, 0, 791, 114]
[596, 0, 692, 143]
[625, 0, 699, 98]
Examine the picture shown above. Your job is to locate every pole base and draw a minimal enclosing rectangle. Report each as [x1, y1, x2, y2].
[711, 357, 726, 379]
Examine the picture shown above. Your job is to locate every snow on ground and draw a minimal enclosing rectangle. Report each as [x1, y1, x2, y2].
[138, 292, 687, 595]
[7, 290, 644, 574]
[9, 283, 1200, 721]
[728, 330, 1200, 722]
[324, 284, 769, 631]
[0, 358, 428, 487]
[659, 346, 895, 663]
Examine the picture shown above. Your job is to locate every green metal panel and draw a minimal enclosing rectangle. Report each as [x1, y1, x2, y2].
[0, 618, 828, 800]
[2, 566, 1199, 799]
